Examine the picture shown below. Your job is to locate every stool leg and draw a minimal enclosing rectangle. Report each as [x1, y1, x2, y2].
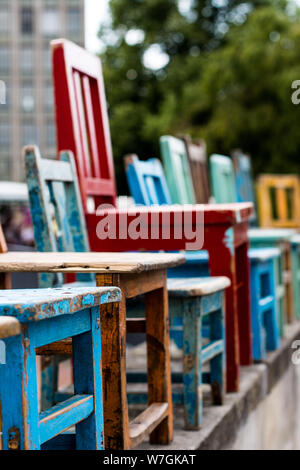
[182, 297, 202, 430]
[250, 266, 265, 361]
[72, 306, 104, 450]
[96, 273, 130, 450]
[0, 332, 39, 450]
[145, 281, 173, 444]
[210, 303, 226, 405]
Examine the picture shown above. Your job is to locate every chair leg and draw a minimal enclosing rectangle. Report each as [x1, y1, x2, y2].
[96, 273, 130, 450]
[182, 298, 202, 430]
[145, 282, 173, 444]
[72, 306, 104, 450]
[0, 332, 40, 450]
[210, 305, 226, 405]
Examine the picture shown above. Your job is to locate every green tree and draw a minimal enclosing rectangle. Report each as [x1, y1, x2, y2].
[99, 0, 292, 193]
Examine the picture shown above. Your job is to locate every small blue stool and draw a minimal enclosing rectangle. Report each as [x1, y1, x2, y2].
[168, 276, 230, 430]
[0, 286, 121, 450]
[249, 248, 280, 360]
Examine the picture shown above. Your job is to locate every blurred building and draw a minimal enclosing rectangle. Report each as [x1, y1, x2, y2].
[0, 0, 85, 181]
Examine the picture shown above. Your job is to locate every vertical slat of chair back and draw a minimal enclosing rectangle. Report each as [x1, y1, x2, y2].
[209, 154, 238, 204]
[124, 154, 172, 206]
[232, 150, 256, 205]
[256, 174, 300, 228]
[181, 135, 211, 204]
[24, 145, 93, 287]
[160, 136, 196, 205]
[0, 224, 11, 289]
[51, 39, 117, 214]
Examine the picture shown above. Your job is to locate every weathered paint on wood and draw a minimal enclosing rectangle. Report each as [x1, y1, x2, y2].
[160, 135, 196, 204]
[0, 287, 121, 450]
[0, 317, 21, 339]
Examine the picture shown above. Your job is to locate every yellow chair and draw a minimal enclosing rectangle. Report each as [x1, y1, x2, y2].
[257, 174, 300, 228]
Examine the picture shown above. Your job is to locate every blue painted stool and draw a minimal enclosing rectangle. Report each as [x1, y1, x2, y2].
[0, 286, 121, 450]
[249, 248, 280, 360]
[168, 276, 229, 430]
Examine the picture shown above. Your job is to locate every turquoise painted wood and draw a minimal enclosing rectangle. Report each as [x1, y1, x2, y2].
[232, 150, 257, 224]
[248, 248, 280, 360]
[24, 145, 94, 409]
[0, 286, 121, 450]
[291, 234, 300, 319]
[168, 277, 228, 430]
[209, 154, 237, 204]
[209, 153, 294, 335]
[160, 136, 196, 204]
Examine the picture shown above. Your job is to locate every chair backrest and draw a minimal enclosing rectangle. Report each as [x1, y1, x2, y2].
[181, 135, 211, 203]
[0, 225, 11, 289]
[232, 150, 256, 204]
[51, 39, 117, 214]
[24, 145, 93, 287]
[209, 154, 238, 203]
[125, 154, 172, 206]
[256, 174, 300, 228]
[160, 135, 196, 204]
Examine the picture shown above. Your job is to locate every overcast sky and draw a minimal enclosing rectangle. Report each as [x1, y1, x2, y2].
[85, 0, 109, 53]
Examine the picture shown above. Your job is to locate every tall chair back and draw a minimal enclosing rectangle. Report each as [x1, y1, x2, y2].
[210, 154, 237, 203]
[181, 135, 210, 203]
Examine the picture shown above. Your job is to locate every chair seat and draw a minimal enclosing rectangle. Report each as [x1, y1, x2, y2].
[167, 277, 231, 297]
[0, 317, 21, 339]
[0, 287, 121, 321]
[249, 248, 281, 262]
[248, 228, 296, 243]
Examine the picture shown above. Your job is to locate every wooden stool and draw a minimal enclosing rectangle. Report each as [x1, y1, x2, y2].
[249, 249, 280, 360]
[168, 277, 230, 430]
[0, 286, 121, 450]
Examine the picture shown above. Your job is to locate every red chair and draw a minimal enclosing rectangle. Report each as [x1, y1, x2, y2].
[52, 39, 253, 394]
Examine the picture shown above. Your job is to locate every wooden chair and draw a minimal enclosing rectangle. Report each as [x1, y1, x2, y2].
[232, 150, 257, 223]
[0, 286, 121, 450]
[180, 135, 211, 204]
[52, 39, 254, 393]
[209, 153, 298, 327]
[24, 145, 184, 449]
[257, 174, 300, 229]
[126, 154, 280, 361]
[160, 135, 196, 204]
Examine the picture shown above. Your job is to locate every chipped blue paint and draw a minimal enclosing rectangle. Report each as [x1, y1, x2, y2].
[0, 287, 120, 449]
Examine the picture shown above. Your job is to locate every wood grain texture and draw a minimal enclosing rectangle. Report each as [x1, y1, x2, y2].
[167, 277, 231, 297]
[129, 403, 168, 448]
[0, 317, 21, 339]
[0, 251, 185, 274]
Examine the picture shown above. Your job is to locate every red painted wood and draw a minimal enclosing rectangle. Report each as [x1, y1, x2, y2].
[52, 39, 253, 392]
[51, 39, 117, 212]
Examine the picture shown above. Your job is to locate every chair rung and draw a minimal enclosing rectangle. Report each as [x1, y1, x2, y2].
[258, 295, 274, 309]
[36, 338, 72, 356]
[202, 340, 224, 363]
[129, 402, 168, 448]
[39, 394, 93, 445]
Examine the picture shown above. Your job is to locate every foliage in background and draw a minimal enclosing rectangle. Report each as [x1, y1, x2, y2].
[99, 0, 300, 193]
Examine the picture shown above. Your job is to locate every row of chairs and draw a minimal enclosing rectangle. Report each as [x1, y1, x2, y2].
[0, 38, 298, 450]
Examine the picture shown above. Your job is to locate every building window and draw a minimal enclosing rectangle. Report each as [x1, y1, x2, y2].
[44, 82, 53, 110]
[0, 47, 9, 74]
[67, 7, 81, 36]
[46, 119, 56, 149]
[0, 122, 10, 149]
[22, 120, 38, 146]
[42, 7, 60, 37]
[0, 7, 10, 34]
[21, 6, 34, 35]
[21, 81, 35, 113]
[43, 47, 51, 73]
[20, 47, 34, 74]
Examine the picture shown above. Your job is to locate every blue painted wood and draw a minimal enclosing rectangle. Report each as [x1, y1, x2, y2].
[125, 154, 172, 205]
[24, 145, 95, 409]
[232, 150, 257, 223]
[0, 286, 121, 450]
